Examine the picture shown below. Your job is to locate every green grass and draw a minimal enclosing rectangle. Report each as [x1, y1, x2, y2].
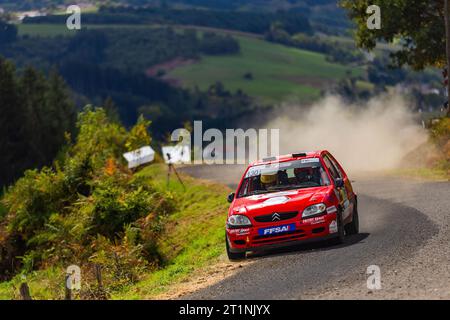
[112, 164, 230, 299]
[169, 35, 363, 103]
[0, 267, 65, 300]
[0, 164, 231, 300]
[52, 5, 99, 15]
[355, 80, 375, 91]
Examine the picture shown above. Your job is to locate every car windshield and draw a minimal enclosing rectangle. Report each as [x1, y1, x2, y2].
[237, 158, 331, 198]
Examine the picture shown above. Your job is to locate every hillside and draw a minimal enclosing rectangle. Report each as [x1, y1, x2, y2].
[16, 23, 363, 104]
[167, 34, 362, 103]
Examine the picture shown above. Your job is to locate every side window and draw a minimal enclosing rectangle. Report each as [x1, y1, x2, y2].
[327, 156, 343, 179]
[328, 155, 344, 179]
[323, 156, 339, 180]
[238, 179, 249, 197]
[320, 167, 331, 186]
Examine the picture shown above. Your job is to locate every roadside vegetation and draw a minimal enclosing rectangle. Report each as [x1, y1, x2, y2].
[429, 118, 450, 175]
[0, 107, 230, 299]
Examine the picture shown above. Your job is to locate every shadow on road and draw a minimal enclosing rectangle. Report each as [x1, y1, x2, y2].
[247, 232, 370, 260]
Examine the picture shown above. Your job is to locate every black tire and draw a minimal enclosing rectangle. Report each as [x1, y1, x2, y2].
[226, 234, 246, 261]
[329, 210, 345, 245]
[345, 203, 359, 235]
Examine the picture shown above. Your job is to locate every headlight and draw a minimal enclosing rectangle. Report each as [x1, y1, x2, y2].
[302, 203, 326, 218]
[227, 215, 252, 227]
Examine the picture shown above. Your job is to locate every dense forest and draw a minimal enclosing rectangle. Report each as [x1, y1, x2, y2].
[1, 26, 240, 73]
[0, 22, 255, 135]
[25, 6, 313, 35]
[0, 57, 75, 187]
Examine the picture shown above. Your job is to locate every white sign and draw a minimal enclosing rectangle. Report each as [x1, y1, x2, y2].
[162, 145, 190, 164]
[123, 146, 155, 169]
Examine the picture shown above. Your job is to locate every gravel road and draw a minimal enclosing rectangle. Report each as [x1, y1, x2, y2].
[180, 165, 450, 299]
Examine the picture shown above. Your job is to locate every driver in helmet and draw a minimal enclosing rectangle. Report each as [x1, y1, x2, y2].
[294, 167, 314, 184]
[260, 171, 277, 189]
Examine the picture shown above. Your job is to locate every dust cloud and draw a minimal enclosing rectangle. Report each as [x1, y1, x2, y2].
[265, 94, 428, 174]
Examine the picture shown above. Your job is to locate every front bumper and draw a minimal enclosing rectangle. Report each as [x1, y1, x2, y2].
[226, 213, 338, 253]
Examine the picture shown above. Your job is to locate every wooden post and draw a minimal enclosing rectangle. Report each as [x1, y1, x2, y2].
[19, 282, 32, 300]
[94, 264, 108, 300]
[94, 264, 103, 291]
[444, 0, 450, 116]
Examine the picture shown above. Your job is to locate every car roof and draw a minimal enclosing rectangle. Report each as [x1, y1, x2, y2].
[250, 150, 326, 166]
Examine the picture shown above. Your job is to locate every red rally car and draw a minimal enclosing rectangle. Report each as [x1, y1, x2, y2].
[225, 151, 359, 260]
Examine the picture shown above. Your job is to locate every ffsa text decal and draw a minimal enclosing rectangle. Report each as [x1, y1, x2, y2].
[179, 304, 271, 318]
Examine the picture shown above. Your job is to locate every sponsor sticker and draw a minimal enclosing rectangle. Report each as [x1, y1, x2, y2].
[229, 228, 250, 235]
[329, 220, 338, 233]
[301, 158, 320, 164]
[302, 216, 326, 224]
[246, 168, 261, 178]
[258, 223, 296, 236]
[326, 205, 337, 214]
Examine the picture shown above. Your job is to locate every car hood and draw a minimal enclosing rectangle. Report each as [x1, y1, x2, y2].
[231, 186, 333, 216]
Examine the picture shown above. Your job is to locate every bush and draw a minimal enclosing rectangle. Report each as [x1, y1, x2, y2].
[0, 107, 176, 280]
[199, 33, 240, 55]
[430, 118, 450, 170]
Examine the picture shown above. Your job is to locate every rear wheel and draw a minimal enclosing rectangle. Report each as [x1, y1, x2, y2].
[345, 203, 359, 235]
[226, 233, 246, 261]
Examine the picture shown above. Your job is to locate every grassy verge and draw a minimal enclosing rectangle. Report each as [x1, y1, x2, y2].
[112, 164, 230, 299]
[384, 167, 449, 181]
[0, 164, 230, 300]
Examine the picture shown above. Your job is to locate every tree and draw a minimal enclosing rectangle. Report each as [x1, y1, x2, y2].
[0, 20, 17, 46]
[44, 69, 76, 157]
[103, 96, 121, 124]
[0, 58, 76, 187]
[20, 67, 50, 164]
[340, 0, 450, 116]
[0, 58, 26, 186]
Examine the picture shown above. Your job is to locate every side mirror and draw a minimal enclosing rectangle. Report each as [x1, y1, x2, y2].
[335, 178, 344, 188]
[227, 192, 235, 203]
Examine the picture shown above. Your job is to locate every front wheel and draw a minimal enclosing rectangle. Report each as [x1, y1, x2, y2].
[345, 203, 359, 235]
[329, 211, 345, 245]
[226, 233, 246, 261]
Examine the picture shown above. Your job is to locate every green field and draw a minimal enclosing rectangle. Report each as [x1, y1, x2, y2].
[17, 23, 158, 37]
[17, 23, 364, 103]
[169, 35, 363, 103]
